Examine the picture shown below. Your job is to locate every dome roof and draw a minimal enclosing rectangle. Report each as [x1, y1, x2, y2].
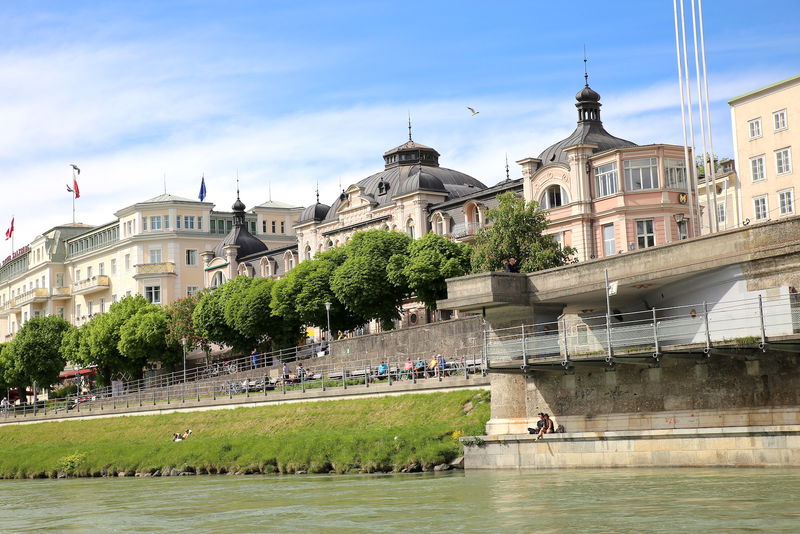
[538, 83, 636, 165]
[395, 167, 447, 197]
[298, 202, 331, 224]
[213, 196, 268, 261]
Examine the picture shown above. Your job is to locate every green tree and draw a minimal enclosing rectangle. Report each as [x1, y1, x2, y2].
[471, 192, 576, 273]
[81, 295, 155, 383]
[331, 229, 412, 330]
[164, 293, 207, 353]
[118, 306, 179, 371]
[387, 232, 472, 310]
[0, 342, 25, 396]
[272, 247, 362, 336]
[12, 315, 71, 390]
[230, 277, 299, 349]
[192, 280, 253, 354]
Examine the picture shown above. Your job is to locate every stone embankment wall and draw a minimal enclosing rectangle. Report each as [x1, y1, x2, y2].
[326, 316, 483, 367]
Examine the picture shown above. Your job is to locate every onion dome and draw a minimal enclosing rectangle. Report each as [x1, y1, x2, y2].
[213, 194, 267, 261]
[298, 202, 331, 224]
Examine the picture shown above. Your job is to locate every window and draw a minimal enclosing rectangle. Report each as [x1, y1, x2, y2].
[249, 221, 256, 234]
[110, 259, 117, 275]
[595, 163, 618, 197]
[145, 285, 161, 304]
[99, 298, 105, 314]
[750, 155, 766, 182]
[164, 215, 170, 229]
[748, 118, 762, 139]
[150, 216, 162, 231]
[664, 158, 687, 189]
[677, 220, 688, 240]
[754, 196, 768, 220]
[142, 217, 147, 231]
[226, 220, 233, 232]
[112, 294, 118, 303]
[304, 245, 311, 260]
[406, 219, 415, 239]
[779, 189, 794, 216]
[773, 109, 788, 131]
[211, 271, 225, 288]
[149, 249, 162, 264]
[86, 266, 93, 278]
[281, 221, 285, 233]
[99, 262, 105, 276]
[126, 220, 133, 236]
[187, 286, 199, 297]
[636, 220, 655, 249]
[717, 202, 727, 225]
[624, 158, 659, 190]
[198, 217, 203, 230]
[125, 254, 131, 271]
[57, 307, 64, 319]
[262, 221, 267, 233]
[176, 216, 182, 229]
[775, 148, 792, 175]
[87, 301, 93, 316]
[185, 249, 197, 266]
[211, 219, 216, 233]
[271, 221, 276, 233]
[56, 273, 64, 287]
[75, 269, 81, 281]
[184, 216, 195, 229]
[541, 185, 569, 208]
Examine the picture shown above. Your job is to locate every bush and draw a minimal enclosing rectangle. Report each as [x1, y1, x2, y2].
[51, 384, 78, 398]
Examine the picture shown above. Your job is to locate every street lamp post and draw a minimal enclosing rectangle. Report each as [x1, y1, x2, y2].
[324, 302, 332, 341]
[181, 337, 187, 383]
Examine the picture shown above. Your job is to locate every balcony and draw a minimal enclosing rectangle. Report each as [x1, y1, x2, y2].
[0, 299, 19, 316]
[15, 288, 50, 306]
[73, 275, 111, 295]
[51, 286, 72, 300]
[450, 221, 482, 240]
[134, 262, 177, 279]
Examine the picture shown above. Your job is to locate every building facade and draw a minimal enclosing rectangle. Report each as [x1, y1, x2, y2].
[518, 83, 700, 260]
[729, 74, 798, 224]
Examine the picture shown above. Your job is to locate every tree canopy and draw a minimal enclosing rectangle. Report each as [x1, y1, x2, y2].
[387, 232, 472, 310]
[12, 315, 71, 389]
[470, 192, 576, 273]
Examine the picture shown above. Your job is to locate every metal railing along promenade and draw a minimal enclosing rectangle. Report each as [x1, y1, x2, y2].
[1, 345, 486, 421]
[486, 293, 800, 369]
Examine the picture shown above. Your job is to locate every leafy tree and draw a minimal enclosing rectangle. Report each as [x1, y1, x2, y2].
[12, 315, 71, 390]
[60, 325, 89, 369]
[387, 232, 472, 310]
[331, 229, 412, 330]
[164, 293, 207, 352]
[118, 306, 180, 370]
[192, 280, 253, 354]
[272, 247, 361, 336]
[230, 277, 299, 349]
[80, 295, 155, 383]
[471, 192, 576, 273]
[0, 342, 25, 395]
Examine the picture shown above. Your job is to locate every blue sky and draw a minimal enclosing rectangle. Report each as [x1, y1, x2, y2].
[1, 0, 799, 247]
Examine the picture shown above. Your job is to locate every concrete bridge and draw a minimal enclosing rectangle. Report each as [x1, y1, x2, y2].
[439, 216, 800, 468]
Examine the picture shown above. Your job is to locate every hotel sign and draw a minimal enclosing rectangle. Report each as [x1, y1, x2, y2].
[2, 245, 30, 266]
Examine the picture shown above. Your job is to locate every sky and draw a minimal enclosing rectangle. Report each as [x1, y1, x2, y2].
[1, 0, 798, 248]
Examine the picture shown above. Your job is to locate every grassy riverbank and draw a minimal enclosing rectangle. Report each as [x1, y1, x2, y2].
[0, 390, 489, 479]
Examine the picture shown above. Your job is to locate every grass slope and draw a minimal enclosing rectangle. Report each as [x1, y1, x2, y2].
[0, 390, 489, 479]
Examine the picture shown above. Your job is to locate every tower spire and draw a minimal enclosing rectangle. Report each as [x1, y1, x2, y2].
[505, 153, 510, 181]
[408, 111, 412, 141]
[236, 170, 240, 200]
[316, 181, 320, 203]
[583, 44, 589, 87]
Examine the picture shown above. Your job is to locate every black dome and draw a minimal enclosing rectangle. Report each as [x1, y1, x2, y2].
[298, 202, 331, 224]
[576, 85, 601, 102]
[214, 195, 267, 261]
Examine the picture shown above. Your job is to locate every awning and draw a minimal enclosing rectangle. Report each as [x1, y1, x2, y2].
[59, 368, 97, 379]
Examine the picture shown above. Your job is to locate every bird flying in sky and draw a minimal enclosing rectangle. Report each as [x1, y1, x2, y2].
[467, 107, 479, 116]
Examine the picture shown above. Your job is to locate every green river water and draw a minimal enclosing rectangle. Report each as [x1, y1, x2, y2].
[1, 468, 798, 533]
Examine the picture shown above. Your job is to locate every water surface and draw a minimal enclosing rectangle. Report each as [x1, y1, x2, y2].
[1, 468, 798, 533]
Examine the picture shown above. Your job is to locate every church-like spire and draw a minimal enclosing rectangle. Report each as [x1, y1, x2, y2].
[408, 111, 413, 141]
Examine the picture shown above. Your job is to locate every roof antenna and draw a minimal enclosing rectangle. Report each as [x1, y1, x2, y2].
[316, 180, 320, 203]
[408, 110, 413, 142]
[236, 169, 240, 200]
[505, 153, 510, 181]
[163, 173, 167, 194]
[583, 44, 589, 87]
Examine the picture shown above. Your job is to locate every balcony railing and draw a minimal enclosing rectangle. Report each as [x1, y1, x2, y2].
[450, 222, 482, 239]
[51, 287, 72, 299]
[134, 262, 176, 277]
[73, 275, 111, 295]
[15, 288, 50, 306]
[0, 299, 18, 316]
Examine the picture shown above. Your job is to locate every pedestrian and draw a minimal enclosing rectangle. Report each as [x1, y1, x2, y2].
[282, 362, 290, 382]
[508, 257, 520, 273]
[251, 348, 259, 369]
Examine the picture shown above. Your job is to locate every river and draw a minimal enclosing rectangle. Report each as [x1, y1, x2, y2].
[1, 468, 798, 533]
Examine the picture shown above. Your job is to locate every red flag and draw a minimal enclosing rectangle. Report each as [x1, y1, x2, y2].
[73, 177, 80, 199]
[5, 218, 13, 240]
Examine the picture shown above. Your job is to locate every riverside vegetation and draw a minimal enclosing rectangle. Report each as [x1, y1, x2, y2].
[0, 390, 489, 479]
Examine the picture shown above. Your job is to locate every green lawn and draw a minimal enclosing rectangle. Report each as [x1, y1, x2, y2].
[0, 390, 489, 478]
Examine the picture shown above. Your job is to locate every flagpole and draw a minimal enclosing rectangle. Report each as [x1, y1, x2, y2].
[72, 168, 76, 224]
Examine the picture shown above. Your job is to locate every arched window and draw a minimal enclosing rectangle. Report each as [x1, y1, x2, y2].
[284, 251, 295, 272]
[540, 185, 569, 208]
[326, 239, 334, 250]
[260, 257, 270, 277]
[237, 263, 250, 277]
[304, 245, 312, 260]
[210, 271, 225, 288]
[406, 218, 415, 239]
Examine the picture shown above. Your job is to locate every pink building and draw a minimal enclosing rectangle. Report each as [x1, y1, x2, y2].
[518, 82, 699, 260]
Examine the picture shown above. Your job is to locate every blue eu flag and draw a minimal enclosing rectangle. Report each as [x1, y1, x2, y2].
[198, 175, 207, 201]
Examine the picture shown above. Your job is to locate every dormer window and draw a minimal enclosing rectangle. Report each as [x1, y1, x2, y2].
[377, 180, 390, 195]
[541, 185, 569, 208]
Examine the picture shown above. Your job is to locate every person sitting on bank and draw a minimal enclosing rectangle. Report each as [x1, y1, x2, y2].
[376, 361, 389, 379]
[536, 413, 555, 439]
[528, 412, 546, 435]
[296, 362, 306, 381]
[402, 357, 413, 379]
[507, 257, 520, 273]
